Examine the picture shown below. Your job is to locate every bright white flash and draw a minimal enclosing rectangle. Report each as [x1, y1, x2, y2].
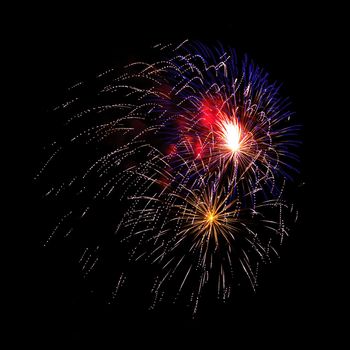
[222, 121, 241, 153]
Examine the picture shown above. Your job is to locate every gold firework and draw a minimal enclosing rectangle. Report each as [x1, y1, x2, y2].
[173, 183, 241, 247]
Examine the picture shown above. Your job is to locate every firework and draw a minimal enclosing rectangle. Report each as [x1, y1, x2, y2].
[120, 169, 291, 313]
[36, 40, 300, 314]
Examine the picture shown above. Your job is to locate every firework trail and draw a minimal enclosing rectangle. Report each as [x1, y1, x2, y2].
[36, 40, 300, 314]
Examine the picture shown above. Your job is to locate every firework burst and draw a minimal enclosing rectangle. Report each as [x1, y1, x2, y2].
[118, 165, 292, 313]
[36, 40, 300, 314]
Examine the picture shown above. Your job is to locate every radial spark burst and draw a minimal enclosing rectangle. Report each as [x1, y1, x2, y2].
[36, 40, 300, 314]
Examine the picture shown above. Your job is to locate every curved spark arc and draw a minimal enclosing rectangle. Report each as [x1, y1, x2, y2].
[118, 163, 290, 310]
[36, 40, 300, 313]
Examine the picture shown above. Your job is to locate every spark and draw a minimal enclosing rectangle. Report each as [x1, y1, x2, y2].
[36, 40, 300, 314]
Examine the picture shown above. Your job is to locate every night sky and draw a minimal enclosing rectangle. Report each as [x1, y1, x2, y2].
[14, 4, 344, 347]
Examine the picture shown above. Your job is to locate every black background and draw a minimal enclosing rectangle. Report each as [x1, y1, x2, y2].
[13, 3, 345, 348]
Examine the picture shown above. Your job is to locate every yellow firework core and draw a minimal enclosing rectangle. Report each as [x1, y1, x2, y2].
[206, 210, 218, 224]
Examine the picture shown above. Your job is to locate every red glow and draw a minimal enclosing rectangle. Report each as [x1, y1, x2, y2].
[174, 97, 243, 160]
[166, 143, 177, 155]
[194, 140, 203, 158]
[199, 98, 223, 127]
